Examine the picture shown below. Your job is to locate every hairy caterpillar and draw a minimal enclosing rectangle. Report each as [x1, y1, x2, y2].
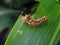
[22, 14, 48, 26]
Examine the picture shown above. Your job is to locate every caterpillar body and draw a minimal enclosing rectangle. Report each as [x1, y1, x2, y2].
[22, 14, 48, 26]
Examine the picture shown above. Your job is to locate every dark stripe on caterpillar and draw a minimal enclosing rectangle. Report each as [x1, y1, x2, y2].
[22, 14, 48, 26]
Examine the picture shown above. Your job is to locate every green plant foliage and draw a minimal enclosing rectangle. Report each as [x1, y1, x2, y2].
[5, 0, 60, 45]
[0, 7, 20, 31]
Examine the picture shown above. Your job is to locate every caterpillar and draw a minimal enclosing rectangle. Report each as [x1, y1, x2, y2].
[22, 14, 48, 26]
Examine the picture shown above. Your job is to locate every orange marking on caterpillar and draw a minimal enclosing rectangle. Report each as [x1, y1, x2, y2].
[22, 14, 48, 26]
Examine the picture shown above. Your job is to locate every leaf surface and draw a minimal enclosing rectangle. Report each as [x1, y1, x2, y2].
[5, 0, 60, 45]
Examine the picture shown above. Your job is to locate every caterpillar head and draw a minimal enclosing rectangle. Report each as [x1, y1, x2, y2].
[22, 14, 31, 22]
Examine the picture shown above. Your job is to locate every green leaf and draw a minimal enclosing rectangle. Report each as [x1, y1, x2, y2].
[5, 0, 60, 45]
